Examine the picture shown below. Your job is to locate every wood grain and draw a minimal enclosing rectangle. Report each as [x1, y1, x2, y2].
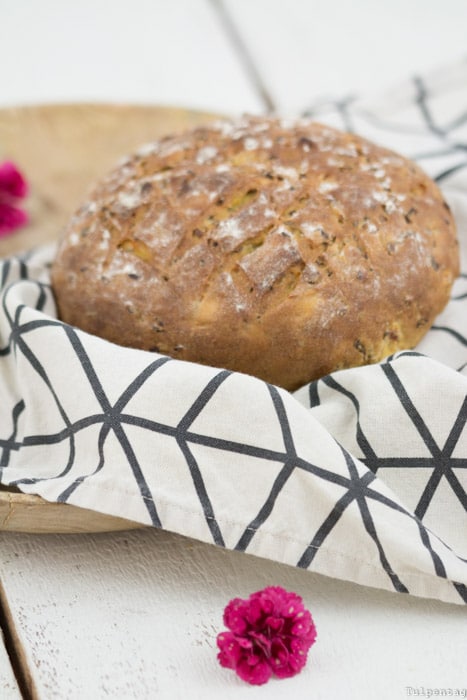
[0, 103, 219, 533]
[0, 487, 143, 534]
[0, 103, 219, 256]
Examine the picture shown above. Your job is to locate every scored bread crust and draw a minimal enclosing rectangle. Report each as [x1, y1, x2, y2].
[51, 115, 459, 390]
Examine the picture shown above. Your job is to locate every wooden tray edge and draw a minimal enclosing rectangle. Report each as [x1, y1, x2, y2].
[0, 490, 145, 534]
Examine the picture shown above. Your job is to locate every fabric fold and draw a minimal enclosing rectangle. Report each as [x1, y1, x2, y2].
[1, 60, 467, 605]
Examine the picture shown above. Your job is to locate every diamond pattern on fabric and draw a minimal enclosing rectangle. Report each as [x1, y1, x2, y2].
[2, 62, 467, 605]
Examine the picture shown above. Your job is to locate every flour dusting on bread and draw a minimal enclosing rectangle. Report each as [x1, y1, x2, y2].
[51, 115, 459, 390]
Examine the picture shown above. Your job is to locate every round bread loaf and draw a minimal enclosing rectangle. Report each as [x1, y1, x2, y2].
[51, 115, 459, 390]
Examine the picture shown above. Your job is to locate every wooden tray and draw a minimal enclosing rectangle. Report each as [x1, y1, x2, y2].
[0, 102, 218, 532]
[0, 485, 144, 533]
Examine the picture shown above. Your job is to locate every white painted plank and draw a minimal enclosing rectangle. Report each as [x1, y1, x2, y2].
[222, 0, 467, 113]
[0, 0, 263, 115]
[0, 528, 466, 699]
[0, 631, 21, 700]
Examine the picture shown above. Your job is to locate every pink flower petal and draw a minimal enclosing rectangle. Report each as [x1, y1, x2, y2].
[0, 161, 28, 199]
[217, 634, 242, 668]
[223, 598, 248, 635]
[245, 597, 263, 626]
[265, 614, 284, 632]
[236, 657, 272, 685]
[0, 202, 28, 238]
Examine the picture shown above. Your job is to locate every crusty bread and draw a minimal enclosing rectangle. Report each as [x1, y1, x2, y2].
[51, 115, 459, 390]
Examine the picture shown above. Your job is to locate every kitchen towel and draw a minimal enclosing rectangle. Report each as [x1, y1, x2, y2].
[1, 60, 466, 605]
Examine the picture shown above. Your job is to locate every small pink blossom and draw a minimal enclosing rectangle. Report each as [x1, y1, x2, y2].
[216, 586, 317, 685]
[0, 161, 29, 238]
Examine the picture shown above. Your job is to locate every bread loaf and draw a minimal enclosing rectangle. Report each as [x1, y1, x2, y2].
[51, 115, 459, 390]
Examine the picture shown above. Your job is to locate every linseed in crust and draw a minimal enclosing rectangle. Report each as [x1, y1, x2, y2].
[51, 115, 459, 390]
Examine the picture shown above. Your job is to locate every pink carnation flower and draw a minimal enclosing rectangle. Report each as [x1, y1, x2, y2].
[0, 161, 29, 238]
[216, 586, 317, 685]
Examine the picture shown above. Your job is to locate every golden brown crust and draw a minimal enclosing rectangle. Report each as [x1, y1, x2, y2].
[51, 115, 459, 390]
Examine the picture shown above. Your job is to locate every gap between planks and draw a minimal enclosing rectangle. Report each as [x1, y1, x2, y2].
[209, 0, 276, 114]
[0, 578, 37, 700]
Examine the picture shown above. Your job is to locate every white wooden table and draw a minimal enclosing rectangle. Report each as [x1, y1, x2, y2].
[1, 2, 467, 697]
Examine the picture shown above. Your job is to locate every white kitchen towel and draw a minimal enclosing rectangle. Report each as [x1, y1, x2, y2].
[1, 60, 466, 605]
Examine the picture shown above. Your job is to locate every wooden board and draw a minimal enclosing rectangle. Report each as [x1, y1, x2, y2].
[0, 628, 21, 700]
[0, 103, 219, 256]
[1, 527, 466, 699]
[0, 486, 144, 534]
[224, 0, 467, 114]
[0, 103, 219, 533]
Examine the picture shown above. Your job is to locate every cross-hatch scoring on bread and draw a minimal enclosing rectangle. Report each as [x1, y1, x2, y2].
[51, 115, 459, 390]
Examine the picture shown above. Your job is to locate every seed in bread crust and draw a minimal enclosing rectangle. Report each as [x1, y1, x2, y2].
[51, 115, 459, 390]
